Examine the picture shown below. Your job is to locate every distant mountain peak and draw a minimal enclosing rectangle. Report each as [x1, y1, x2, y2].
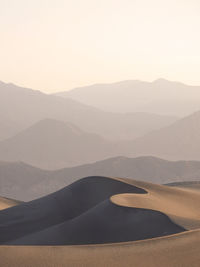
[152, 78, 186, 86]
[26, 118, 85, 136]
[153, 78, 171, 83]
[0, 80, 43, 95]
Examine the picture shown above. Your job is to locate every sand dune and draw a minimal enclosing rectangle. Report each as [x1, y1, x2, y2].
[0, 197, 20, 210]
[1, 176, 200, 266]
[112, 179, 200, 229]
[0, 176, 143, 243]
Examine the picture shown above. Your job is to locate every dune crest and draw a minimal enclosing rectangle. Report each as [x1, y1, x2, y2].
[114, 178, 200, 229]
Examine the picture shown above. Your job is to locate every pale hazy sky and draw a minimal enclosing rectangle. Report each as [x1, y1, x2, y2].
[0, 0, 200, 93]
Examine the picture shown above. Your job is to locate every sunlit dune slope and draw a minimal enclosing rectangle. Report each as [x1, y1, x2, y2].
[0, 196, 21, 210]
[1, 230, 200, 267]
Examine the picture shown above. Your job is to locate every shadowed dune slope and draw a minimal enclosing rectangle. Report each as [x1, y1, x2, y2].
[9, 200, 184, 245]
[0, 176, 144, 244]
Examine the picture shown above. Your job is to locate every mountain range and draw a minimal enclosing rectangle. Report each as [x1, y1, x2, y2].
[2, 80, 200, 168]
[56, 79, 200, 116]
[0, 81, 177, 141]
[1, 109, 200, 168]
[122, 109, 200, 160]
[2, 156, 200, 201]
[0, 119, 114, 169]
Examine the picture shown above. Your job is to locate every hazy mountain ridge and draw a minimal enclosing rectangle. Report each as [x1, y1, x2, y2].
[57, 79, 200, 116]
[122, 109, 200, 160]
[1, 80, 200, 169]
[0, 80, 178, 141]
[0, 118, 114, 169]
[2, 156, 200, 201]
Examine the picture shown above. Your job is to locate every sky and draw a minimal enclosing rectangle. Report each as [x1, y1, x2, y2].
[0, 0, 200, 93]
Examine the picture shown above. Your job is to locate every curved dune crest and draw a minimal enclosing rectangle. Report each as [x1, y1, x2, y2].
[115, 178, 200, 229]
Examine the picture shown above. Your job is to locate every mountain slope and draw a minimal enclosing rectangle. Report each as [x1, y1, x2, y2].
[57, 79, 200, 116]
[0, 81, 177, 141]
[0, 117, 23, 141]
[123, 110, 200, 160]
[0, 161, 49, 200]
[0, 119, 113, 169]
[2, 156, 200, 201]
